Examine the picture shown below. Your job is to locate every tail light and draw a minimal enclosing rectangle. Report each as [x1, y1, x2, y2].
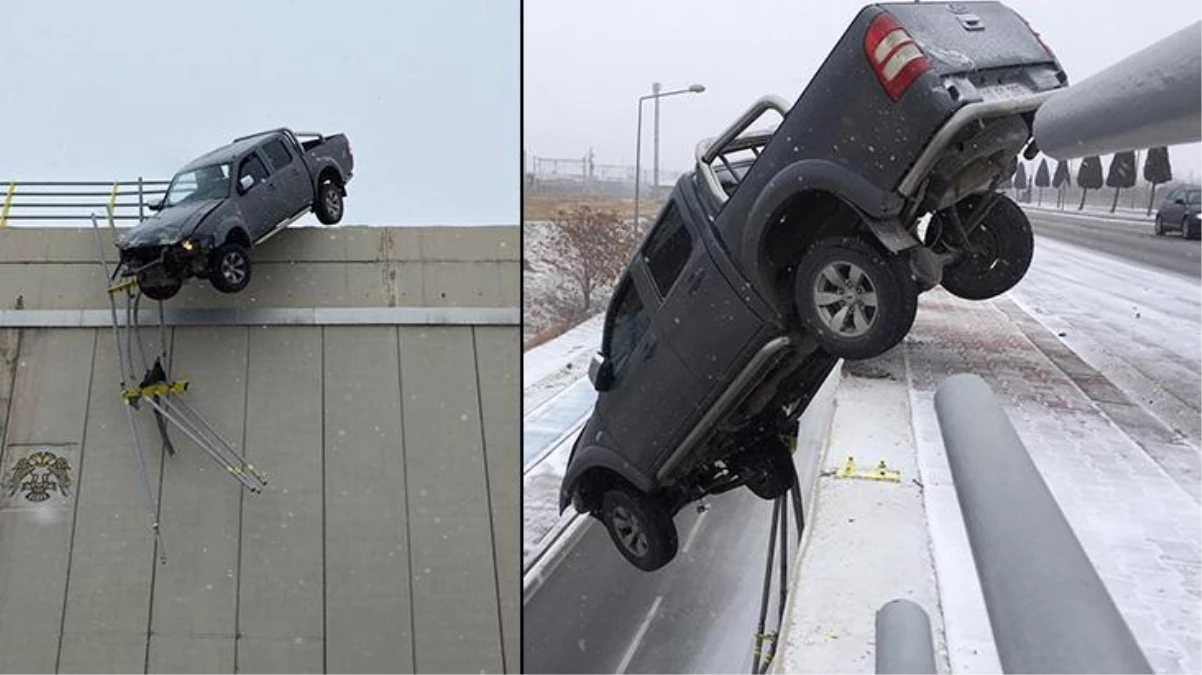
[864, 12, 932, 102]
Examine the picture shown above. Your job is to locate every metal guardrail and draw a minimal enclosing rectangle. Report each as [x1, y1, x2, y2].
[934, 374, 1152, 674]
[0, 179, 170, 226]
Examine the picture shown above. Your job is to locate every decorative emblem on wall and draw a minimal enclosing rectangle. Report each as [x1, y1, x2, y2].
[6, 450, 72, 503]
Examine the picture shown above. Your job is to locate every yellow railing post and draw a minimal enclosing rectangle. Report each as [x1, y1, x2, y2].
[0, 183, 15, 228]
[106, 181, 119, 228]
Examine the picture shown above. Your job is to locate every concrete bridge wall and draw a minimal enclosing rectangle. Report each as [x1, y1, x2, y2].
[0, 226, 520, 673]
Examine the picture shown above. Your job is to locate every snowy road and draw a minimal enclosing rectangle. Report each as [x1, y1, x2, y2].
[1024, 207, 1201, 278]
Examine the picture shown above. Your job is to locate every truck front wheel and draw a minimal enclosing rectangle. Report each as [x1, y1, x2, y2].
[208, 242, 253, 294]
[795, 237, 917, 360]
[600, 484, 678, 572]
[935, 194, 1033, 300]
[315, 179, 344, 225]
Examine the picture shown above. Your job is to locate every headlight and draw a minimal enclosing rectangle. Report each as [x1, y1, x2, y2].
[181, 239, 194, 251]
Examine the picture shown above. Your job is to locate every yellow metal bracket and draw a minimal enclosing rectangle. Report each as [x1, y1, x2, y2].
[1, 183, 14, 228]
[107, 278, 137, 295]
[122, 380, 188, 404]
[832, 456, 901, 482]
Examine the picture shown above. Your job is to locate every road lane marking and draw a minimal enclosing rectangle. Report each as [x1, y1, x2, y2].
[617, 595, 663, 674]
[681, 508, 708, 554]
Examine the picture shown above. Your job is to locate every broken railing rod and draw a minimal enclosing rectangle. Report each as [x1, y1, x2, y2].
[90, 214, 167, 564]
[751, 463, 805, 675]
[934, 374, 1151, 674]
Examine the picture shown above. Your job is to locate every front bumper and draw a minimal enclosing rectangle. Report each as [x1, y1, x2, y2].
[117, 238, 212, 283]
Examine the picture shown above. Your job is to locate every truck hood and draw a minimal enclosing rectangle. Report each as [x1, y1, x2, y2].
[116, 198, 222, 249]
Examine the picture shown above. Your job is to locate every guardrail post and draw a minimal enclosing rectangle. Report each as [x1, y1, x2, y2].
[0, 183, 14, 228]
[107, 182, 119, 228]
[875, 599, 936, 674]
[933, 374, 1151, 674]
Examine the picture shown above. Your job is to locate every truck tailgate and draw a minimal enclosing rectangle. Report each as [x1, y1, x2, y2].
[884, 2, 1054, 76]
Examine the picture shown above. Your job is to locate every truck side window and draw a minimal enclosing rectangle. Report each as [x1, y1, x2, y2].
[238, 154, 269, 188]
[263, 139, 292, 171]
[607, 278, 650, 376]
[642, 202, 693, 298]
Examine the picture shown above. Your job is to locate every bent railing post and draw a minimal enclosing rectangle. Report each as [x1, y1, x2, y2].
[875, 599, 936, 674]
[934, 374, 1151, 674]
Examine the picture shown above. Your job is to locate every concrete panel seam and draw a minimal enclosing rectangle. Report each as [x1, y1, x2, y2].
[471, 327, 508, 673]
[395, 326, 418, 673]
[0, 307, 520, 328]
[54, 328, 99, 673]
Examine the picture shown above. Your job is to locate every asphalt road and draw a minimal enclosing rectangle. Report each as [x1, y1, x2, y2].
[1023, 207, 1201, 278]
[523, 488, 785, 674]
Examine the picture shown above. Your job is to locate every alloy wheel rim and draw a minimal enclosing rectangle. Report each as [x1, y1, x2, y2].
[611, 505, 648, 557]
[326, 188, 342, 217]
[222, 252, 246, 284]
[813, 261, 878, 337]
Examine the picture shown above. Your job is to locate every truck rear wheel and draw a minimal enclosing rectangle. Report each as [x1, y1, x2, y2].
[315, 179, 344, 225]
[600, 484, 678, 572]
[936, 194, 1033, 300]
[795, 237, 917, 360]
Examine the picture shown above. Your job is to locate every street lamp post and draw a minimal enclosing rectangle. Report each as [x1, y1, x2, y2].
[634, 83, 705, 237]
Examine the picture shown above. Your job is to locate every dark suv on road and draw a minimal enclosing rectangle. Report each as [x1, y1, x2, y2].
[561, 1, 1067, 571]
[1154, 186, 1201, 239]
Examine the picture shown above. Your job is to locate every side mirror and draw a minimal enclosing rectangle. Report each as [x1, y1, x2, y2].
[239, 174, 255, 193]
[146, 198, 164, 212]
[589, 353, 614, 392]
[1174, 197, 1186, 205]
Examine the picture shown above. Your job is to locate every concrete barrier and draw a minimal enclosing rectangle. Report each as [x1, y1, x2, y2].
[0, 226, 520, 673]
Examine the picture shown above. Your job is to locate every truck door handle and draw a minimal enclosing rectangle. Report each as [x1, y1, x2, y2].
[686, 267, 706, 295]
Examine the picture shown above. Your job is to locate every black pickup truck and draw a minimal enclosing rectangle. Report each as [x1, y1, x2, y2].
[116, 128, 353, 299]
[561, 1, 1068, 571]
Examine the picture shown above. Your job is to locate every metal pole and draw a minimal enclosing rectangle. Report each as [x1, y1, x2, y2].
[653, 81, 661, 190]
[875, 600, 936, 674]
[138, 177, 144, 221]
[934, 374, 1151, 674]
[634, 97, 644, 238]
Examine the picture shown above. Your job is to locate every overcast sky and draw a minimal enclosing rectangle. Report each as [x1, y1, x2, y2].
[1, 0, 518, 226]
[524, 0, 1201, 183]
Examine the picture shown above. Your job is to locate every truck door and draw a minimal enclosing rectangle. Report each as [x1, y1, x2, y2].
[235, 152, 275, 240]
[261, 137, 311, 219]
[594, 265, 700, 476]
[643, 200, 762, 407]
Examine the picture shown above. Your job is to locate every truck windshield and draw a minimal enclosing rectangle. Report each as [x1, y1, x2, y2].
[165, 163, 231, 207]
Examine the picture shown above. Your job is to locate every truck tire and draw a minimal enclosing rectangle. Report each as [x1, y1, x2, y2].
[795, 237, 918, 361]
[208, 242, 252, 294]
[138, 277, 182, 302]
[315, 179, 344, 225]
[601, 484, 678, 572]
[937, 194, 1033, 300]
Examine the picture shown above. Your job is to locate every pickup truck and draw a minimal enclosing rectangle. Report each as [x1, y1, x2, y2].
[560, 1, 1068, 571]
[115, 128, 354, 299]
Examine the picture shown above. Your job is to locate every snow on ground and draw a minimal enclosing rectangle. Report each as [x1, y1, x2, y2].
[523, 312, 604, 414]
[1012, 236, 1201, 451]
[1024, 202, 1155, 221]
[905, 289, 1200, 674]
[779, 240, 1200, 673]
[522, 311, 603, 567]
[778, 353, 950, 674]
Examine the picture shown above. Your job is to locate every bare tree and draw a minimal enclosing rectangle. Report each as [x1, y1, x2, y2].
[545, 205, 638, 316]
